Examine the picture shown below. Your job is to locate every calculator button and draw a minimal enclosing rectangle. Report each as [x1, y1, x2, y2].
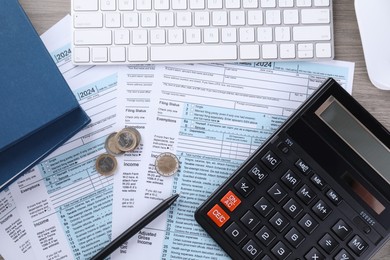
[295, 158, 311, 175]
[256, 225, 276, 246]
[240, 210, 260, 231]
[261, 255, 272, 260]
[305, 247, 325, 260]
[269, 212, 289, 233]
[281, 169, 301, 190]
[297, 184, 316, 205]
[299, 213, 319, 234]
[326, 189, 342, 205]
[283, 198, 303, 219]
[248, 164, 268, 184]
[207, 204, 230, 227]
[332, 219, 352, 240]
[254, 197, 274, 217]
[220, 190, 241, 212]
[242, 239, 262, 259]
[285, 227, 305, 248]
[277, 142, 290, 154]
[224, 222, 247, 245]
[261, 151, 281, 171]
[348, 235, 368, 256]
[271, 241, 291, 260]
[268, 183, 287, 203]
[318, 233, 338, 254]
[234, 177, 254, 197]
[312, 200, 332, 220]
[311, 173, 327, 190]
[334, 249, 355, 260]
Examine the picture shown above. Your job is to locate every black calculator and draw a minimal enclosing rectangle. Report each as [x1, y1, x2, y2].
[195, 78, 390, 260]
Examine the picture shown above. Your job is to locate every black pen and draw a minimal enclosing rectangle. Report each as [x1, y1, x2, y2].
[90, 193, 179, 260]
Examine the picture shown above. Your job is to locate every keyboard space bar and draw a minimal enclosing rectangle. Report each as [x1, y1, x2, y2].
[151, 45, 237, 62]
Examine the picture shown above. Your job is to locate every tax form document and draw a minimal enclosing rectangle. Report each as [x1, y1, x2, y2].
[8, 16, 123, 260]
[0, 188, 35, 259]
[111, 61, 355, 259]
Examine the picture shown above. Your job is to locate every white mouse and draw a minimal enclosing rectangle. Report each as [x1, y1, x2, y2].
[355, 0, 390, 90]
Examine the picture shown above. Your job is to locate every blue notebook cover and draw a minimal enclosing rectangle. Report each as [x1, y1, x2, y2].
[0, 0, 91, 191]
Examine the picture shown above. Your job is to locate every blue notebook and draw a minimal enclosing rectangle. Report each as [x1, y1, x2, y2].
[0, 0, 91, 191]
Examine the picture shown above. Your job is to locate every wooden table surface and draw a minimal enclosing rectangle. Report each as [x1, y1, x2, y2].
[7, 0, 389, 259]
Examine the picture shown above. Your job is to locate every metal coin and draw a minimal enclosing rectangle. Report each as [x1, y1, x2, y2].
[155, 152, 179, 177]
[114, 127, 141, 152]
[95, 153, 117, 176]
[105, 132, 125, 155]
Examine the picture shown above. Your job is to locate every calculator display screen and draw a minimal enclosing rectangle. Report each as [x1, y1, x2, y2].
[315, 96, 390, 184]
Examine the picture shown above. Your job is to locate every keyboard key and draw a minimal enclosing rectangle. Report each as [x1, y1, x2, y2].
[285, 227, 305, 248]
[305, 247, 325, 260]
[348, 235, 368, 256]
[261, 151, 281, 170]
[254, 197, 274, 217]
[318, 233, 338, 254]
[242, 239, 262, 259]
[247, 164, 268, 184]
[281, 169, 300, 189]
[74, 47, 90, 63]
[74, 13, 103, 28]
[334, 249, 355, 260]
[150, 45, 237, 61]
[332, 219, 352, 240]
[283, 198, 303, 218]
[262, 44, 278, 59]
[312, 200, 332, 220]
[190, 0, 205, 9]
[74, 30, 112, 45]
[207, 204, 230, 227]
[316, 43, 332, 58]
[101, 0, 116, 11]
[137, 0, 152, 10]
[299, 213, 318, 234]
[225, 222, 247, 244]
[119, 0, 134, 10]
[128, 46, 148, 61]
[234, 177, 254, 197]
[297, 184, 316, 205]
[280, 44, 295, 59]
[271, 241, 291, 260]
[293, 25, 331, 41]
[301, 9, 330, 24]
[269, 212, 289, 232]
[73, 0, 98, 11]
[267, 183, 287, 203]
[256, 225, 276, 246]
[110, 47, 126, 62]
[220, 190, 241, 212]
[92, 47, 108, 62]
[240, 210, 260, 231]
[154, 0, 169, 10]
[207, 0, 223, 9]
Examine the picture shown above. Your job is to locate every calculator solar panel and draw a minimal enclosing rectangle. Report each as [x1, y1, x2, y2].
[195, 78, 390, 260]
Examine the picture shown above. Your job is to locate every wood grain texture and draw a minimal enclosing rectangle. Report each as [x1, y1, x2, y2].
[3, 0, 387, 259]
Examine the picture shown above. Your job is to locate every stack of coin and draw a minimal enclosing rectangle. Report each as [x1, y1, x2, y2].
[96, 127, 142, 176]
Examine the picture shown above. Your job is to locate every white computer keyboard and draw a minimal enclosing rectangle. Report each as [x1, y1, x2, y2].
[72, 0, 334, 64]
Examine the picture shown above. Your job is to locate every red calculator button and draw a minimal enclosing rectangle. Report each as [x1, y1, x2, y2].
[207, 204, 230, 227]
[221, 190, 241, 212]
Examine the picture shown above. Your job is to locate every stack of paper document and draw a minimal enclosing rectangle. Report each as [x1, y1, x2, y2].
[0, 15, 355, 260]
